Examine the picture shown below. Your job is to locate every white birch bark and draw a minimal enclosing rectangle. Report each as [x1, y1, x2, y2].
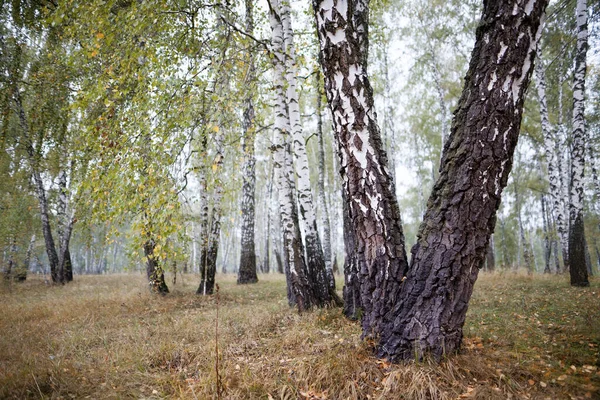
[568, 0, 589, 286]
[535, 44, 569, 270]
[276, 0, 331, 303]
[269, 3, 314, 310]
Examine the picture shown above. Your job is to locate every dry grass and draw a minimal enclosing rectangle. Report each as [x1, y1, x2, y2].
[0, 271, 598, 399]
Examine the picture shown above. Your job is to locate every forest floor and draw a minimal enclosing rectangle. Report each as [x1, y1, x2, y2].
[0, 272, 598, 399]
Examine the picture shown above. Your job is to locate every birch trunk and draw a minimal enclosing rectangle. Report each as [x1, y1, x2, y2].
[535, 43, 569, 273]
[197, 130, 225, 295]
[541, 194, 552, 273]
[314, 0, 409, 336]
[3, 239, 16, 280]
[276, 0, 331, 305]
[378, 0, 548, 360]
[57, 170, 74, 282]
[17, 234, 35, 281]
[237, 0, 259, 285]
[269, 6, 316, 310]
[13, 90, 61, 283]
[316, 71, 338, 300]
[568, 0, 589, 287]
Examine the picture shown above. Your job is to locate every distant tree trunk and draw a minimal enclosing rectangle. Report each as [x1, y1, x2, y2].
[568, 0, 589, 287]
[515, 178, 534, 274]
[237, 0, 258, 285]
[263, 163, 276, 274]
[377, 0, 548, 360]
[145, 238, 168, 294]
[535, 42, 569, 273]
[541, 194, 552, 273]
[316, 71, 341, 304]
[274, 249, 284, 275]
[486, 234, 495, 272]
[314, 0, 409, 336]
[3, 238, 17, 280]
[16, 234, 35, 281]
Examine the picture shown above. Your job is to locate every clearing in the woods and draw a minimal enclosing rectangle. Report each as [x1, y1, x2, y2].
[0, 273, 598, 399]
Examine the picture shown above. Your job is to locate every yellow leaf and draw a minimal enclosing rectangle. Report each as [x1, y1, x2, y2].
[96, 32, 105, 39]
[90, 50, 98, 58]
[212, 125, 219, 133]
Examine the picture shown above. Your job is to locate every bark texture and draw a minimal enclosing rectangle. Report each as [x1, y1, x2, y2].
[377, 0, 548, 361]
[314, 0, 409, 336]
[568, 0, 589, 287]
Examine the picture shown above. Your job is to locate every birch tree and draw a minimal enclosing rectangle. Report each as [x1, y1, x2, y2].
[315, 0, 548, 360]
[276, 0, 332, 304]
[535, 42, 569, 272]
[314, 0, 409, 335]
[237, 0, 259, 285]
[568, 0, 590, 287]
[269, 3, 317, 311]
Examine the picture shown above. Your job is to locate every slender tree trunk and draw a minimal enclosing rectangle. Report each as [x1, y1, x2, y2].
[541, 194, 552, 273]
[237, 0, 259, 285]
[377, 0, 548, 360]
[13, 91, 61, 283]
[264, 162, 276, 274]
[197, 131, 225, 295]
[16, 234, 35, 281]
[568, 0, 589, 287]
[486, 234, 495, 272]
[535, 42, 569, 274]
[515, 178, 534, 274]
[3, 238, 16, 280]
[314, 0, 409, 336]
[316, 70, 341, 304]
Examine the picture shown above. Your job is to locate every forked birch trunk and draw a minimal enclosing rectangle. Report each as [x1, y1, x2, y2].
[377, 0, 548, 360]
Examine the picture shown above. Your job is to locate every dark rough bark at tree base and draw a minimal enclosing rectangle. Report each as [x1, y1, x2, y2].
[569, 215, 589, 286]
[376, 0, 549, 361]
